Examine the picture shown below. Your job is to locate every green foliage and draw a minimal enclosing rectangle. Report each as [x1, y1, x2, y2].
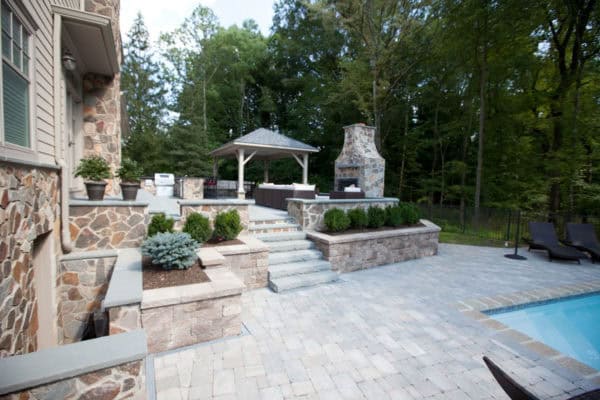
[74, 156, 111, 182]
[385, 206, 404, 227]
[183, 212, 212, 243]
[213, 210, 243, 241]
[347, 208, 368, 229]
[142, 232, 198, 270]
[400, 203, 421, 225]
[323, 208, 350, 232]
[117, 158, 143, 182]
[148, 213, 174, 237]
[367, 206, 386, 228]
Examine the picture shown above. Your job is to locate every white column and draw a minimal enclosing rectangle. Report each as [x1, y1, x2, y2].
[302, 154, 309, 184]
[237, 149, 245, 199]
[264, 160, 270, 183]
[212, 159, 219, 177]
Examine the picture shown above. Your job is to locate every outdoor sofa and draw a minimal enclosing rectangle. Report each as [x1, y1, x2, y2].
[528, 222, 586, 263]
[565, 223, 600, 263]
[254, 183, 316, 210]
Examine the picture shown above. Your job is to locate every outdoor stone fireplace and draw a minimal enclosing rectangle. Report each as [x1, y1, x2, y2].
[334, 124, 385, 197]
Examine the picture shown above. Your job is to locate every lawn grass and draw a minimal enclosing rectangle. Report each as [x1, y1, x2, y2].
[439, 231, 510, 248]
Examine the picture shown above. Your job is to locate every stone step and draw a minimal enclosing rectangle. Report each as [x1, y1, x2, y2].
[249, 223, 301, 235]
[268, 240, 315, 253]
[249, 218, 296, 226]
[269, 271, 339, 293]
[257, 231, 307, 242]
[269, 249, 323, 265]
[268, 259, 332, 279]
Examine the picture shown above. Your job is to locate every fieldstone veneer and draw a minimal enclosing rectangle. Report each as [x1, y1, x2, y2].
[69, 201, 149, 251]
[0, 164, 59, 357]
[307, 220, 441, 273]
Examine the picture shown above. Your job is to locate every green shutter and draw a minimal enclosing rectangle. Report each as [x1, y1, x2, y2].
[3, 62, 29, 147]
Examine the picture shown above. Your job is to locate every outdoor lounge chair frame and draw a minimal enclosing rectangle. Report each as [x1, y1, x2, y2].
[483, 356, 600, 400]
[565, 223, 600, 263]
[527, 222, 586, 264]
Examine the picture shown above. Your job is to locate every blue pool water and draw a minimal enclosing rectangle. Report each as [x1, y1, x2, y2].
[488, 293, 600, 370]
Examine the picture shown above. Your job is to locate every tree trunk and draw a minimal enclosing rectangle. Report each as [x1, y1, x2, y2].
[430, 101, 440, 206]
[474, 43, 487, 219]
[202, 77, 207, 134]
[399, 100, 409, 199]
[239, 80, 245, 136]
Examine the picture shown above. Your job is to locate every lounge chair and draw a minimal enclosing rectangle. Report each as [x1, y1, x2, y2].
[566, 223, 600, 263]
[483, 356, 600, 400]
[528, 222, 586, 264]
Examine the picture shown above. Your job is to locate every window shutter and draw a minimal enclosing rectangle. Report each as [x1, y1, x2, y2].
[3, 62, 29, 147]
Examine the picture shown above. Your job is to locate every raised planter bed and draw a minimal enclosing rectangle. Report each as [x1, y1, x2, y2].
[307, 219, 441, 273]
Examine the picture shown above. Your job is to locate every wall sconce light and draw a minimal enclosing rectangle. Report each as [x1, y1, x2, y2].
[62, 50, 76, 71]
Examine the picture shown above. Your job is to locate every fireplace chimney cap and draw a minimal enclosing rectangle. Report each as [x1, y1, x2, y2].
[343, 123, 375, 129]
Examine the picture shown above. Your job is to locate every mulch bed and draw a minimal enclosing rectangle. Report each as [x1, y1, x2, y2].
[202, 238, 245, 247]
[143, 256, 210, 290]
[324, 223, 424, 236]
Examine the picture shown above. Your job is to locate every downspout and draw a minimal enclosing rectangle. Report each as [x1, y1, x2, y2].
[53, 13, 73, 253]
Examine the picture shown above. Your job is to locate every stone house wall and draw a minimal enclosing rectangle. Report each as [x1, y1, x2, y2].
[308, 221, 440, 273]
[0, 359, 144, 400]
[69, 204, 149, 251]
[57, 255, 117, 344]
[0, 163, 60, 357]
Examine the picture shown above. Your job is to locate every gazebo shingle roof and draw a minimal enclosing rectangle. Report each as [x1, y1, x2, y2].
[210, 128, 318, 158]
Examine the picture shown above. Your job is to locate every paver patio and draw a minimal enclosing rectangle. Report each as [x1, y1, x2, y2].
[152, 244, 600, 400]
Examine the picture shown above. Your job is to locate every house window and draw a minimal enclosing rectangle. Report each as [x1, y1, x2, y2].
[1, 0, 31, 148]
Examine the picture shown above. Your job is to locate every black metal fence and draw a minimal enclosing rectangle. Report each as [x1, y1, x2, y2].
[418, 204, 600, 244]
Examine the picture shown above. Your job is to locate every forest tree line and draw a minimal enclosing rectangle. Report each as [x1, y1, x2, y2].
[121, 0, 600, 215]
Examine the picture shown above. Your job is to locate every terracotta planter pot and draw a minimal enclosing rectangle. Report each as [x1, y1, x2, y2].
[85, 182, 107, 201]
[120, 182, 139, 201]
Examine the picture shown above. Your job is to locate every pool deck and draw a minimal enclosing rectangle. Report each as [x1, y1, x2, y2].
[152, 244, 600, 399]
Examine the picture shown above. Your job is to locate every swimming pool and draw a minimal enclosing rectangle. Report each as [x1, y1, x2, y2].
[487, 293, 600, 370]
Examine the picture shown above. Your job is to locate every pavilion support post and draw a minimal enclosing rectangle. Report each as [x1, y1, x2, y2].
[264, 160, 270, 183]
[237, 149, 245, 199]
[302, 154, 308, 184]
[212, 159, 219, 178]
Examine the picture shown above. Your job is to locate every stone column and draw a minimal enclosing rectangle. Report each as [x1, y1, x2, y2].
[83, 0, 122, 196]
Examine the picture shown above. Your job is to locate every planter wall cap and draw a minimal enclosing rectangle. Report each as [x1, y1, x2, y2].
[179, 199, 255, 206]
[306, 219, 441, 244]
[70, 199, 150, 207]
[0, 330, 147, 396]
[287, 197, 399, 205]
[103, 248, 143, 308]
[197, 247, 226, 267]
[60, 249, 118, 261]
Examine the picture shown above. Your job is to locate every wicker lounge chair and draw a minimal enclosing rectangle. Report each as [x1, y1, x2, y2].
[566, 223, 600, 263]
[483, 356, 600, 400]
[528, 222, 586, 263]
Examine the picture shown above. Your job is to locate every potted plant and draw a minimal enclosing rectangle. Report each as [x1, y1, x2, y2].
[74, 156, 112, 201]
[117, 158, 143, 201]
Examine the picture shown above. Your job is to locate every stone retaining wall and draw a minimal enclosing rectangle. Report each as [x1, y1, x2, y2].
[179, 200, 251, 233]
[287, 198, 398, 231]
[307, 220, 440, 273]
[57, 253, 117, 344]
[0, 163, 59, 357]
[69, 201, 149, 251]
[0, 359, 145, 400]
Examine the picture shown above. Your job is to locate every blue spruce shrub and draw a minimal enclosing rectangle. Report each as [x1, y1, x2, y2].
[142, 232, 198, 270]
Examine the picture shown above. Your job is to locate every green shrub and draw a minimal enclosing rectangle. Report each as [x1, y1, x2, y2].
[148, 213, 174, 237]
[323, 208, 350, 232]
[183, 212, 212, 243]
[116, 158, 143, 183]
[367, 206, 386, 228]
[347, 208, 368, 229]
[385, 206, 404, 227]
[400, 203, 421, 225]
[74, 156, 111, 182]
[213, 209, 243, 241]
[142, 232, 198, 270]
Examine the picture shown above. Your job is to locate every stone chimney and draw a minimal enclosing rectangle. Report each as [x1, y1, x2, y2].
[334, 124, 385, 198]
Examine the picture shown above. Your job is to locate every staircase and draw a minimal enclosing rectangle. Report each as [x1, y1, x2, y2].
[248, 210, 338, 293]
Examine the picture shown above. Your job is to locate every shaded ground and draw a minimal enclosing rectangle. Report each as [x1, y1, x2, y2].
[152, 244, 600, 399]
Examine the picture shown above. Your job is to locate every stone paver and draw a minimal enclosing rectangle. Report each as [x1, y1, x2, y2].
[154, 244, 600, 399]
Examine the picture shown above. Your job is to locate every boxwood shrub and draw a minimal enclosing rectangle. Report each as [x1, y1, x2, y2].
[148, 213, 174, 237]
[367, 206, 386, 228]
[213, 209, 243, 241]
[323, 208, 350, 232]
[385, 205, 404, 227]
[347, 208, 368, 229]
[183, 212, 212, 243]
[400, 202, 421, 225]
[142, 232, 198, 270]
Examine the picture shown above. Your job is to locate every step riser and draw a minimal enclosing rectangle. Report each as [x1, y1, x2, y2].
[258, 232, 307, 242]
[269, 272, 339, 293]
[269, 252, 322, 266]
[249, 219, 296, 227]
[268, 242, 315, 253]
[250, 227, 301, 235]
[268, 261, 330, 279]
